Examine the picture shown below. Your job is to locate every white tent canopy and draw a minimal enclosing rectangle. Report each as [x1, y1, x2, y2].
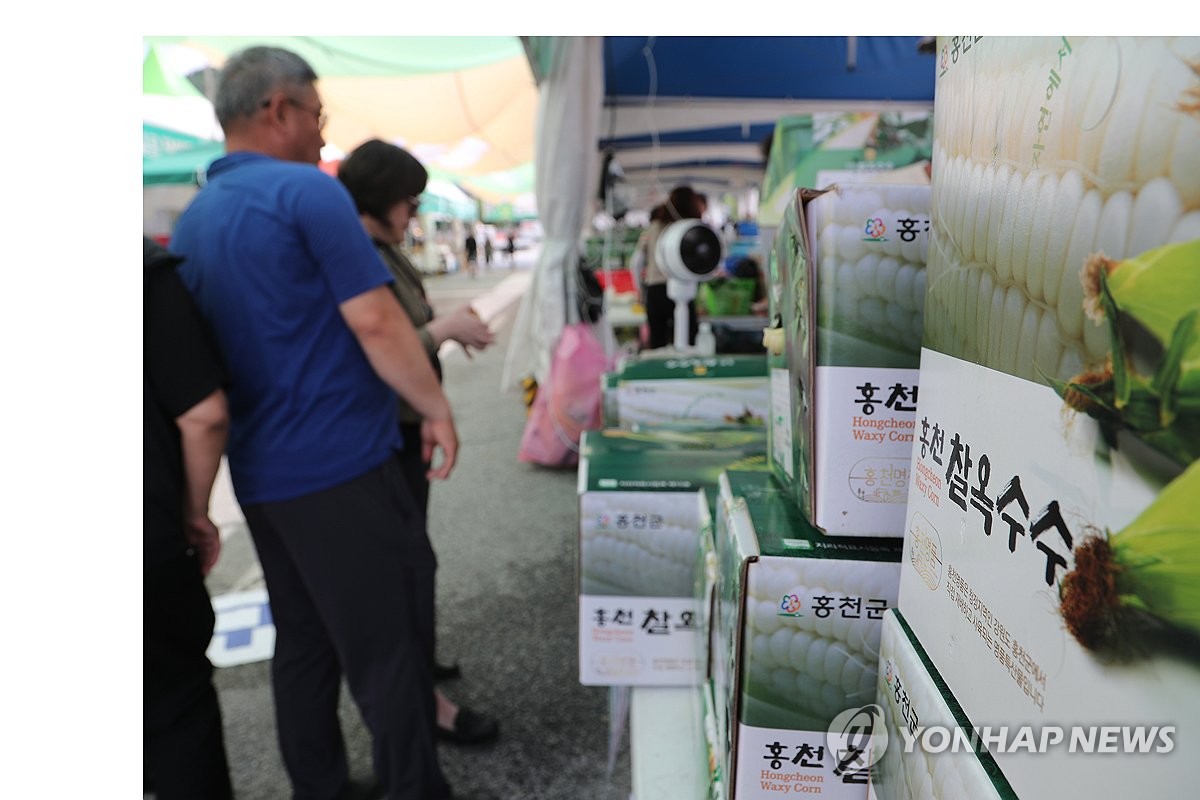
[143, 37, 537, 183]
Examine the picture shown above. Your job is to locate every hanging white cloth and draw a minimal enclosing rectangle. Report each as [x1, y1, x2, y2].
[501, 37, 604, 390]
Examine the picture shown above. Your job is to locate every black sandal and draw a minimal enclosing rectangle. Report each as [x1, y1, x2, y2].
[434, 660, 462, 682]
[437, 706, 500, 745]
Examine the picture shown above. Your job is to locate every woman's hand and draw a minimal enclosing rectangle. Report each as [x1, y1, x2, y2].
[443, 305, 495, 351]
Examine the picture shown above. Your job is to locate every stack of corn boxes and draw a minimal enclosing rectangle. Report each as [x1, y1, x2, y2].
[578, 426, 768, 687]
[768, 181, 931, 537]
[698, 471, 902, 800]
[873, 36, 1200, 799]
[690, 171, 936, 797]
[582, 353, 772, 795]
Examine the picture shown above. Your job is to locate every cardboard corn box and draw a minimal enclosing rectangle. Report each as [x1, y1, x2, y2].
[578, 427, 767, 686]
[899, 351, 1200, 798]
[898, 36, 1200, 799]
[769, 184, 931, 537]
[710, 470, 902, 798]
[608, 353, 770, 428]
[871, 609, 1014, 800]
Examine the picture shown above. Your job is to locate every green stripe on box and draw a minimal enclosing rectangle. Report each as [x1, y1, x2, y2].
[725, 470, 903, 561]
[891, 609, 1020, 800]
[617, 354, 769, 381]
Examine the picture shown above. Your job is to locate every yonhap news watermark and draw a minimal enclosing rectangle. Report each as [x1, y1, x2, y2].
[823, 704, 1177, 779]
[895, 724, 1176, 755]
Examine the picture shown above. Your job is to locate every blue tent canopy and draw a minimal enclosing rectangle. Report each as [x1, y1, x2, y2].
[600, 123, 778, 150]
[593, 36, 936, 204]
[602, 36, 934, 102]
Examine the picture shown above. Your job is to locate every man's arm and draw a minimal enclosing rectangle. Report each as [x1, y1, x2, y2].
[340, 285, 458, 478]
[176, 389, 230, 574]
[145, 243, 230, 572]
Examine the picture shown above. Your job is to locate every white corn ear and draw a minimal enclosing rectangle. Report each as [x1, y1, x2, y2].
[809, 185, 932, 356]
[581, 492, 699, 596]
[744, 560, 885, 723]
[924, 36, 1200, 383]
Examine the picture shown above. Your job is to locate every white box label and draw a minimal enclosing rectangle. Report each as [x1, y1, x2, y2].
[579, 595, 700, 686]
[814, 366, 918, 536]
[735, 723, 869, 799]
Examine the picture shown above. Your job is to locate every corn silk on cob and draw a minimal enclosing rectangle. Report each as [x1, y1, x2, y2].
[808, 184, 932, 367]
[743, 558, 894, 729]
[1048, 239, 1200, 466]
[1059, 459, 1200, 661]
[580, 491, 701, 597]
[924, 36, 1200, 385]
[873, 610, 1012, 800]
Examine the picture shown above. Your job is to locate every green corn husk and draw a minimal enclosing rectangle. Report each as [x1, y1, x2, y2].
[1060, 459, 1200, 660]
[1050, 239, 1200, 466]
[1084, 239, 1200, 346]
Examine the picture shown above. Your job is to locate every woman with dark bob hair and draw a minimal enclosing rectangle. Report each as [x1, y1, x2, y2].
[338, 139, 499, 746]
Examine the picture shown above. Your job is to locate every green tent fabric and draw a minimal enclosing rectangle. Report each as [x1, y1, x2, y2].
[143, 123, 207, 159]
[144, 137, 482, 222]
[481, 202, 537, 224]
[143, 137, 225, 186]
[144, 37, 523, 78]
[143, 45, 206, 97]
[441, 162, 535, 202]
[417, 190, 478, 221]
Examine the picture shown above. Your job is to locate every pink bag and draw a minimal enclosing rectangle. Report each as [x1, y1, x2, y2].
[518, 323, 612, 467]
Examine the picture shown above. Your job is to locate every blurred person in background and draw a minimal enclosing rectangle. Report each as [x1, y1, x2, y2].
[463, 229, 477, 278]
[633, 185, 705, 349]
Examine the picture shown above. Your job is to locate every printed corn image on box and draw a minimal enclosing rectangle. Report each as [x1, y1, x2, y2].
[769, 184, 931, 537]
[899, 351, 1200, 799]
[711, 470, 901, 798]
[871, 609, 1013, 800]
[923, 35, 1200, 388]
[610, 353, 770, 428]
[578, 427, 767, 686]
[759, 111, 934, 233]
[899, 36, 1200, 799]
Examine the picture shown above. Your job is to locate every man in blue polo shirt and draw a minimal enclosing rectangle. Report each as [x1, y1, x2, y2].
[171, 46, 460, 800]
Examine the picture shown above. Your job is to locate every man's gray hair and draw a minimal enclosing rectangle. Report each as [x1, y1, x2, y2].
[214, 46, 319, 129]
